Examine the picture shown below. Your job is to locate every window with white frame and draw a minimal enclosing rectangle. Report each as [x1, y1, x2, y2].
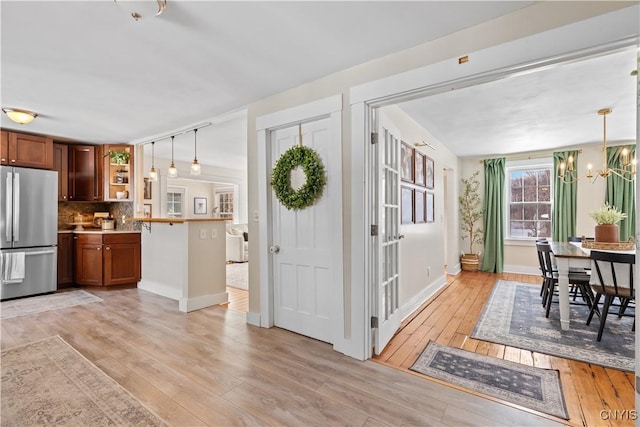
[506, 161, 552, 239]
[216, 191, 234, 219]
[166, 187, 185, 218]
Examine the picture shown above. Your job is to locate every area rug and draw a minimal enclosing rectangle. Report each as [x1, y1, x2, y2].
[410, 341, 569, 419]
[1, 336, 166, 426]
[1, 290, 102, 319]
[471, 280, 634, 372]
[226, 261, 248, 290]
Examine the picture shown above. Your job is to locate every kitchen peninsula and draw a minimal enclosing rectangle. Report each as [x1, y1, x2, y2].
[130, 218, 227, 313]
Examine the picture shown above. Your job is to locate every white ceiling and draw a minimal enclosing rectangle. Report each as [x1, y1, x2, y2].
[1, 1, 635, 170]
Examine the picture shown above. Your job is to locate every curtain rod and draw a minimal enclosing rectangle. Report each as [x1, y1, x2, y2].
[478, 149, 582, 163]
[137, 122, 212, 146]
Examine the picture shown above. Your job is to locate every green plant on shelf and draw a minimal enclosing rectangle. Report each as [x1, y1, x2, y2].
[109, 150, 130, 165]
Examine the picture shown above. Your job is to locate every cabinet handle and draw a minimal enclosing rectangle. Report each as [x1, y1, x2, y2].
[1, 158, 5, 162]
[63, 195, 67, 199]
[105, 246, 110, 251]
[97, 247, 101, 251]
[10, 159, 16, 163]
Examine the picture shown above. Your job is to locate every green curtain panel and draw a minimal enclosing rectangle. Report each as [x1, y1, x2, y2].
[552, 150, 579, 242]
[605, 145, 636, 241]
[481, 157, 505, 273]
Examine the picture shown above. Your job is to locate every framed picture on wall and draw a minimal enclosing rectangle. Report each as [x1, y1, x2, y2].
[144, 177, 152, 200]
[194, 197, 207, 214]
[401, 186, 414, 224]
[414, 189, 426, 223]
[426, 192, 435, 222]
[415, 152, 426, 187]
[425, 155, 435, 189]
[401, 141, 415, 183]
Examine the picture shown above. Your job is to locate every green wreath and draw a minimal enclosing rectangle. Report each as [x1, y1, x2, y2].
[271, 145, 326, 210]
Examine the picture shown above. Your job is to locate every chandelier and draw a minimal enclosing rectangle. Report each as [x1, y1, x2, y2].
[559, 108, 636, 183]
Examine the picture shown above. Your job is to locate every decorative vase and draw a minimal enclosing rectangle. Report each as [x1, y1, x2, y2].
[594, 224, 619, 243]
[460, 254, 480, 271]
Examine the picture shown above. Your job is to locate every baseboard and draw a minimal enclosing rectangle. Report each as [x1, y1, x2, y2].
[178, 291, 228, 313]
[398, 275, 448, 324]
[503, 264, 540, 276]
[246, 311, 261, 326]
[448, 263, 462, 276]
[138, 280, 182, 301]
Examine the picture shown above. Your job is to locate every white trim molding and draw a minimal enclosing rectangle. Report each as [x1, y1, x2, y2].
[178, 291, 228, 313]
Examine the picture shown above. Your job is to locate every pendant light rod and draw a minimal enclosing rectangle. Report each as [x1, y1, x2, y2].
[136, 122, 212, 146]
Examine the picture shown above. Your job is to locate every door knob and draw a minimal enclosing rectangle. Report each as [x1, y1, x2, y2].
[269, 245, 280, 254]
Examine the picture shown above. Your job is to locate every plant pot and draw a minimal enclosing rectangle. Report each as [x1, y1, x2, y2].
[595, 224, 619, 243]
[460, 253, 480, 271]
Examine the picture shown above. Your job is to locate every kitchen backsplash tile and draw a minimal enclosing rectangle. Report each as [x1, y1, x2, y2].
[58, 202, 140, 231]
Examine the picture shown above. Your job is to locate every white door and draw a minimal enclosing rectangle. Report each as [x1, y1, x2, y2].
[270, 119, 333, 343]
[373, 126, 403, 354]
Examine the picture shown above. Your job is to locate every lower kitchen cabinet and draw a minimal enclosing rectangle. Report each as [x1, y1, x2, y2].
[57, 233, 75, 288]
[75, 233, 141, 286]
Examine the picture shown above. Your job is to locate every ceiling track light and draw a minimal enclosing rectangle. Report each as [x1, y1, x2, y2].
[167, 135, 178, 179]
[191, 128, 201, 175]
[149, 141, 158, 181]
[2, 108, 37, 125]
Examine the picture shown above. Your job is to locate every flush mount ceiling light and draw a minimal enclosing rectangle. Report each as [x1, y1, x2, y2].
[114, 0, 167, 21]
[2, 108, 37, 125]
[149, 141, 158, 181]
[190, 128, 201, 175]
[167, 135, 178, 179]
[559, 108, 636, 183]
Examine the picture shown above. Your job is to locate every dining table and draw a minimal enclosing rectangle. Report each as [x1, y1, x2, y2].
[549, 240, 635, 330]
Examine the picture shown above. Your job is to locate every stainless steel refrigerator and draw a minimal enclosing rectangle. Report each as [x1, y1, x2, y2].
[1, 166, 58, 300]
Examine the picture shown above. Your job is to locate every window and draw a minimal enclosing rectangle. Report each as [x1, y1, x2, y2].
[217, 191, 234, 219]
[507, 164, 552, 239]
[166, 188, 184, 218]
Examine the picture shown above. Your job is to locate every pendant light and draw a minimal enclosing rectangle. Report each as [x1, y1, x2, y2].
[190, 128, 201, 175]
[167, 135, 178, 178]
[149, 141, 158, 181]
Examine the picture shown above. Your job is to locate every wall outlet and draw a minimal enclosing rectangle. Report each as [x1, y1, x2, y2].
[211, 228, 217, 239]
[199, 229, 207, 239]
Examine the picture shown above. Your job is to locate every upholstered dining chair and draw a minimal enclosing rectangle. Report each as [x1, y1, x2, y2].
[586, 250, 635, 342]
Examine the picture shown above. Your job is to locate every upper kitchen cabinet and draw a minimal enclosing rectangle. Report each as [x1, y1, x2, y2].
[53, 143, 69, 201]
[68, 145, 102, 201]
[1, 131, 53, 169]
[103, 144, 133, 202]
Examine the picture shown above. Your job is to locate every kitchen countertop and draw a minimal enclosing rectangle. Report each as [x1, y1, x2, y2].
[58, 229, 142, 234]
[127, 217, 228, 223]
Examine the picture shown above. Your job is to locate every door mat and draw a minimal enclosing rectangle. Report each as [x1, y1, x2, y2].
[410, 341, 569, 419]
[471, 280, 634, 372]
[1, 336, 166, 426]
[1, 290, 102, 319]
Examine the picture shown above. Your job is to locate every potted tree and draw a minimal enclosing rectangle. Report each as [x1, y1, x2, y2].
[589, 202, 627, 243]
[459, 171, 483, 271]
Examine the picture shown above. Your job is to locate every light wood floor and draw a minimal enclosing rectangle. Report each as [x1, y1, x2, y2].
[374, 271, 635, 427]
[1, 285, 562, 426]
[224, 286, 248, 313]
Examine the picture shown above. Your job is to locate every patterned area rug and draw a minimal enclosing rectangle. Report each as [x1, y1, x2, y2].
[1, 336, 166, 426]
[472, 280, 634, 372]
[410, 341, 569, 419]
[1, 290, 102, 319]
[227, 261, 248, 290]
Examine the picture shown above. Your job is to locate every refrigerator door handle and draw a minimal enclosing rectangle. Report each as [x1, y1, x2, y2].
[13, 173, 20, 242]
[25, 249, 56, 256]
[5, 173, 12, 243]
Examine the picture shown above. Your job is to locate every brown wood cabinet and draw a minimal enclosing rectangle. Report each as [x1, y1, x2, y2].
[75, 233, 140, 286]
[53, 143, 69, 201]
[103, 144, 134, 202]
[0, 131, 53, 169]
[68, 145, 102, 201]
[57, 233, 75, 288]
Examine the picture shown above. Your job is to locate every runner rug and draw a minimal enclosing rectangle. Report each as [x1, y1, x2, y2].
[1, 336, 166, 426]
[471, 280, 634, 372]
[1, 290, 102, 319]
[410, 341, 569, 419]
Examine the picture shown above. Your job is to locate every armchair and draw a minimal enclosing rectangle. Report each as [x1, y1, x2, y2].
[226, 224, 248, 262]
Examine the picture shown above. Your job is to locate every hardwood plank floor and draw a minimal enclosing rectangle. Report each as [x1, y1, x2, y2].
[1, 285, 561, 426]
[374, 271, 635, 427]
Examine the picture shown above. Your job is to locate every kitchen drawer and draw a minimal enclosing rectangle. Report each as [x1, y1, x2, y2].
[77, 234, 102, 245]
[103, 233, 140, 245]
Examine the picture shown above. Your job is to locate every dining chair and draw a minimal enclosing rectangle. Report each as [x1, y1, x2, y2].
[586, 250, 635, 342]
[536, 242, 592, 318]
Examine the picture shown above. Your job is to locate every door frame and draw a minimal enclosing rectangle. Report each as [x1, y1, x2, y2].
[256, 94, 345, 352]
[350, 11, 637, 359]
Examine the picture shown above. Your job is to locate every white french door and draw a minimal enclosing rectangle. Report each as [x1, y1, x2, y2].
[373, 125, 403, 354]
